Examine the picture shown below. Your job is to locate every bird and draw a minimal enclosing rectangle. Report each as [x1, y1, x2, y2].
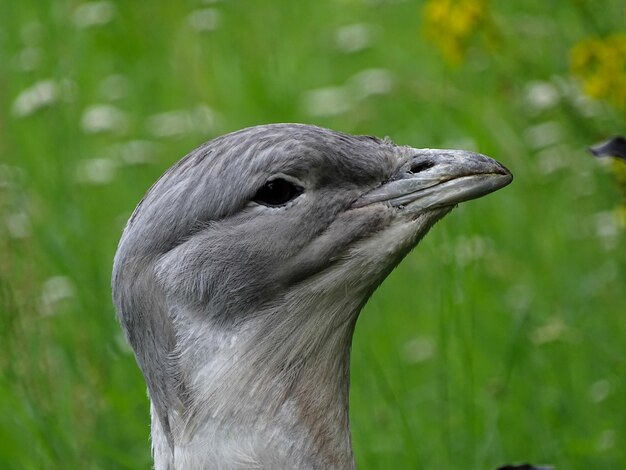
[112, 123, 512, 469]
[588, 135, 626, 161]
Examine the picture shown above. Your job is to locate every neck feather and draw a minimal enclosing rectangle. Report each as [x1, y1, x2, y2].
[153, 294, 363, 470]
[148, 219, 435, 469]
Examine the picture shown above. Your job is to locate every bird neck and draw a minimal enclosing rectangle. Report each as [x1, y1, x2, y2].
[154, 299, 361, 470]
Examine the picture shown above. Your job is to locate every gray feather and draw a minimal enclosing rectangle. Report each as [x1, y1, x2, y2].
[112, 123, 512, 469]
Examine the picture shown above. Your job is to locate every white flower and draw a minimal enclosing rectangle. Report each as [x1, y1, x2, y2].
[524, 80, 560, 113]
[146, 105, 219, 138]
[589, 379, 611, 403]
[187, 8, 221, 32]
[403, 336, 435, 364]
[41, 276, 76, 316]
[5, 212, 30, 239]
[75, 158, 118, 185]
[334, 23, 374, 53]
[108, 140, 159, 165]
[73, 1, 116, 28]
[301, 87, 352, 117]
[81, 104, 129, 134]
[12, 79, 60, 118]
[350, 68, 393, 99]
[531, 317, 568, 344]
[592, 211, 620, 251]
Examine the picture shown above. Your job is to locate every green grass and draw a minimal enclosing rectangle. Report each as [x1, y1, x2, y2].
[1, 1, 625, 468]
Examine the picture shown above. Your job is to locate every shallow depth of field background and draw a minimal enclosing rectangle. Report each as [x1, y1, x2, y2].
[1, 1, 625, 469]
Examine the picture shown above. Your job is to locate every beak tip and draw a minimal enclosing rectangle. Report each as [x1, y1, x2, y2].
[499, 165, 513, 183]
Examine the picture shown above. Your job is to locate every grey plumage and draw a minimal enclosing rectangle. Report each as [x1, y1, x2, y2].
[112, 123, 512, 469]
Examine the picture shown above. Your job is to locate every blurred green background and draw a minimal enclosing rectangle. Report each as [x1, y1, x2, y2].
[1, 0, 625, 468]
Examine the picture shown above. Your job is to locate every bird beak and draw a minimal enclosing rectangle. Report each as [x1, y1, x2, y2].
[352, 149, 512, 211]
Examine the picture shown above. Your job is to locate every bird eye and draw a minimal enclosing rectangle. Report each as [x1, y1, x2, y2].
[252, 178, 303, 207]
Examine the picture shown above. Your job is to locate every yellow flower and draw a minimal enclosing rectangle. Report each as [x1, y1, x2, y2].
[422, 0, 490, 65]
[570, 34, 626, 110]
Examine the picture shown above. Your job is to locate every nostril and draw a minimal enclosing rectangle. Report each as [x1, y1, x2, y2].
[408, 160, 435, 174]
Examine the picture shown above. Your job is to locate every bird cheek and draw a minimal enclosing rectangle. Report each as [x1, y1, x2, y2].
[279, 208, 393, 286]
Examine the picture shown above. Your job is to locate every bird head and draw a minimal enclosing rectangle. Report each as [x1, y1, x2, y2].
[112, 123, 512, 448]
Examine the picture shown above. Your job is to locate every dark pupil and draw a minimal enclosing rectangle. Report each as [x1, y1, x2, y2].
[253, 179, 302, 207]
